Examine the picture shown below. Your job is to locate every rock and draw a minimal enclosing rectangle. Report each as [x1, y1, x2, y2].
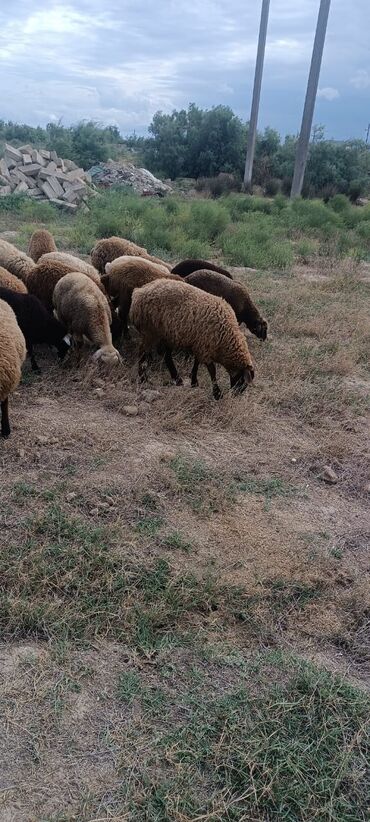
[364, 482, 370, 494]
[94, 388, 104, 398]
[88, 160, 172, 197]
[123, 405, 139, 416]
[90, 508, 99, 516]
[94, 378, 105, 388]
[66, 492, 77, 502]
[36, 435, 49, 445]
[321, 466, 338, 485]
[17, 448, 25, 458]
[141, 389, 161, 403]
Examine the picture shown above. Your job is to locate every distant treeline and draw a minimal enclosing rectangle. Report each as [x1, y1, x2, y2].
[1, 107, 369, 199]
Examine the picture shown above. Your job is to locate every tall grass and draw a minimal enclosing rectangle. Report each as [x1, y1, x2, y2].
[6, 189, 370, 269]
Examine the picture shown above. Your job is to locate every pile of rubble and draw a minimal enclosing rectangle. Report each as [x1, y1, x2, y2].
[0, 144, 94, 209]
[88, 160, 172, 197]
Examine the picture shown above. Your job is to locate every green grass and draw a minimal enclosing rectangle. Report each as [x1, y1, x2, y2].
[7, 188, 370, 270]
[169, 453, 235, 514]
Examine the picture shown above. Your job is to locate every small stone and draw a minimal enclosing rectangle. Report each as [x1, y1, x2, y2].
[90, 508, 99, 516]
[36, 435, 49, 445]
[94, 388, 104, 398]
[364, 482, 370, 494]
[17, 448, 25, 458]
[291, 458, 297, 464]
[141, 389, 161, 403]
[94, 378, 105, 388]
[98, 501, 110, 510]
[66, 492, 77, 502]
[123, 405, 139, 416]
[321, 466, 338, 485]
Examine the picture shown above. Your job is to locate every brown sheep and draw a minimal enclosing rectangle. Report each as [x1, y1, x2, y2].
[91, 237, 172, 274]
[185, 270, 267, 340]
[39, 252, 100, 281]
[129, 279, 254, 399]
[0, 299, 26, 437]
[0, 266, 28, 294]
[28, 229, 57, 262]
[102, 257, 180, 337]
[171, 259, 233, 279]
[0, 239, 35, 284]
[53, 272, 120, 364]
[28, 259, 103, 313]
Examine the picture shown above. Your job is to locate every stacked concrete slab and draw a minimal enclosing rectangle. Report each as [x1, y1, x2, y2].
[0, 144, 94, 209]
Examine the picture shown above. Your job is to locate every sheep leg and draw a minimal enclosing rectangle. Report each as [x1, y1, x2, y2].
[163, 348, 183, 386]
[191, 358, 199, 387]
[206, 363, 222, 400]
[1, 399, 10, 438]
[28, 343, 41, 373]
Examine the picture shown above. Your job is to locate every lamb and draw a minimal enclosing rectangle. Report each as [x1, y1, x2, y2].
[171, 259, 233, 279]
[39, 252, 101, 282]
[28, 229, 57, 262]
[0, 287, 69, 372]
[53, 272, 121, 364]
[0, 299, 26, 437]
[27, 259, 102, 313]
[129, 279, 254, 399]
[185, 270, 267, 340]
[0, 239, 35, 284]
[102, 257, 180, 337]
[0, 266, 28, 294]
[91, 237, 172, 275]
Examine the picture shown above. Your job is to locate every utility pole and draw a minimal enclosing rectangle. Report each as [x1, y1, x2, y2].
[243, 0, 270, 191]
[366, 123, 370, 144]
[290, 0, 331, 198]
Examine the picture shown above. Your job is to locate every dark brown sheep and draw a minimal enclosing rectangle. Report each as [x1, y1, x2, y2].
[171, 259, 233, 279]
[28, 229, 57, 262]
[0, 266, 28, 294]
[185, 270, 267, 340]
[27, 259, 103, 313]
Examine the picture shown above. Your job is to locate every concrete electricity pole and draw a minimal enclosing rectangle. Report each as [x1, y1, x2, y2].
[243, 0, 270, 191]
[290, 0, 331, 198]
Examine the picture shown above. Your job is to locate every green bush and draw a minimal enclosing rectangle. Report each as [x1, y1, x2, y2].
[185, 201, 229, 241]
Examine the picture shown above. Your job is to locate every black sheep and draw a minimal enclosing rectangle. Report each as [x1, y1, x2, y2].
[171, 259, 233, 279]
[0, 287, 70, 372]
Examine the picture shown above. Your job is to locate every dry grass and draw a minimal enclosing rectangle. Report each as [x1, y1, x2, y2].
[0, 248, 369, 820]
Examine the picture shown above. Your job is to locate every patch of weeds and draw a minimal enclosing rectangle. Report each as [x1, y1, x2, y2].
[266, 578, 323, 612]
[135, 515, 164, 536]
[170, 454, 234, 514]
[235, 474, 297, 509]
[331, 546, 344, 559]
[0, 505, 247, 648]
[162, 531, 192, 553]
[12, 480, 38, 499]
[21, 370, 41, 386]
[90, 455, 108, 470]
[117, 670, 142, 704]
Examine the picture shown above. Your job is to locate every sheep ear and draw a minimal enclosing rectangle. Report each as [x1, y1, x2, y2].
[105, 262, 112, 274]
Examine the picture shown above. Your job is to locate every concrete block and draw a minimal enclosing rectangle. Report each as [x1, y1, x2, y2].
[47, 175, 65, 198]
[21, 163, 43, 176]
[0, 159, 10, 178]
[31, 149, 46, 166]
[62, 187, 79, 203]
[45, 161, 57, 173]
[64, 159, 78, 171]
[4, 143, 23, 162]
[65, 168, 85, 182]
[0, 186, 11, 196]
[50, 198, 78, 210]
[0, 175, 10, 186]
[22, 154, 32, 165]
[14, 181, 29, 194]
[41, 180, 57, 200]
[39, 150, 51, 160]
[18, 144, 34, 154]
[50, 150, 59, 163]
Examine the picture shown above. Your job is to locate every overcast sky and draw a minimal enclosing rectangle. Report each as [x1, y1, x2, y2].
[0, 1, 369, 139]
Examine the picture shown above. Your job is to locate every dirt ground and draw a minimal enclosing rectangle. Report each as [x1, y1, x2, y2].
[0, 259, 369, 821]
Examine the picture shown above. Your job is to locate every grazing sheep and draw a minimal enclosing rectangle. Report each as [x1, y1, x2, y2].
[39, 252, 101, 282]
[28, 229, 57, 262]
[185, 270, 267, 340]
[0, 266, 28, 294]
[102, 257, 180, 337]
[129, 280, 254, 399]
[28, 259, 102, 313]
[53, 272, 121, 364]
[0, 239, 35, 284]
[0, 287, 69, 372]
[171, 259, 233, 279]
[91, 237, 172, 275]
[0, 299, 26, 437]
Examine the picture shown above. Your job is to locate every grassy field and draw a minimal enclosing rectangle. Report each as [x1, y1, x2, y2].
[0, 190, 370, 821]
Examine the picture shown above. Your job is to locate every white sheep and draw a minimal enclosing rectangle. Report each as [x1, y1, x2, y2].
[53, 272, 121, 364]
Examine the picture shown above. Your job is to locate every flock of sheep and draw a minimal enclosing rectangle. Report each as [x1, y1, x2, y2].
[0, 229, 268, 437]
